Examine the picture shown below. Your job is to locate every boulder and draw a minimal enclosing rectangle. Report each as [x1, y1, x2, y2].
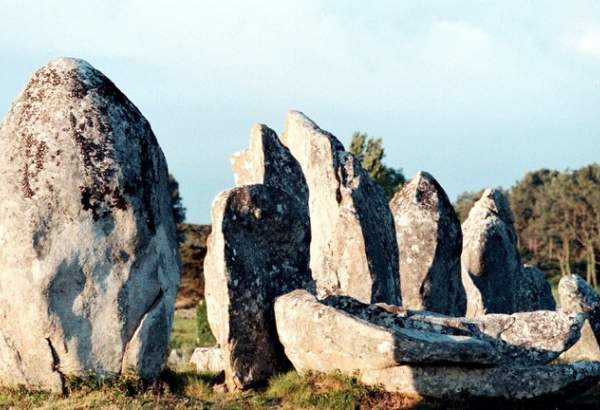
[274, 290, 500, 374]
[389, 171, 465, 316]
[204, 185, 311, 390]
[360, 361, 600, 401]
[559, 274, 600, 342]
[190, 347, 224, 373]
[280, 111, 400, 305]
[516, 265, 556, 312]
[176, 223, 211, 309]
[461, 189, 521, 317]
[0, 58, 180, 392]
[328, 295, 584, 366]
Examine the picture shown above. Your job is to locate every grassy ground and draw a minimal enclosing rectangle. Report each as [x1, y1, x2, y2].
[1, 303, 599, 409]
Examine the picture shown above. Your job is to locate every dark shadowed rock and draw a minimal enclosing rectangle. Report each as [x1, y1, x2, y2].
[204, 185, 311, 390]
[275, 290, 501, 374]
[360, 362, 600, 401]
[326, 294, 584, 366]
[0, 58, 180, 392]
[559, 274, 600, 339]
[280, 111, 400, 305]
[516, 265, 556, 312]
[390, 172, 465, 316]
[461, 189, 521, 317]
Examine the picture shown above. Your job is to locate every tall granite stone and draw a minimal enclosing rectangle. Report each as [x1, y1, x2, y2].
[204, 185, 311, 390]
[461, 189, 521, 317]
[0, 58, 180, 392]
[280, 111, 400, 305]
[559, 274, 600, 347]
[390, 172, 465, 316]
[516, 265, 556, 311]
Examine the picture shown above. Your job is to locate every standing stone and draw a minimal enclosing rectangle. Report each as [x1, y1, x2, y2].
[516, 265, 556, 311]
[280, 111, 400, 305]
[461, 189, 521, 317]
[390, 172, 465, 316]
[559, 275, 600, 337]
[0, 58, 180, 392]
[204, 185, 311, 390]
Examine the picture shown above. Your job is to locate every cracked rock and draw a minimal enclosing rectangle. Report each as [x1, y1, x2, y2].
[0, 58, 180, 392]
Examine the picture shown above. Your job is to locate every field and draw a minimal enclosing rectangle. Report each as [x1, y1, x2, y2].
[0, 303, 599, 409]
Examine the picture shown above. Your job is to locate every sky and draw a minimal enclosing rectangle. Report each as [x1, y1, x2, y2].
[1, 1, 599, 223]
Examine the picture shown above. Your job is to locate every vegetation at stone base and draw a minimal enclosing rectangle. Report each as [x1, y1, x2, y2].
[454, 164, 600, 286]
[349, 132, 406, 200]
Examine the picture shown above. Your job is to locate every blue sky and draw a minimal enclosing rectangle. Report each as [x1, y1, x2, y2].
[1, 1, 599, 223]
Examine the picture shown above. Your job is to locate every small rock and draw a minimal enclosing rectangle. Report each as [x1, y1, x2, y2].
[190, 347, 224, 373]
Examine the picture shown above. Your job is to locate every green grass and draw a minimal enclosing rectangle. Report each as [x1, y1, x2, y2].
[169, 301, 216, 356]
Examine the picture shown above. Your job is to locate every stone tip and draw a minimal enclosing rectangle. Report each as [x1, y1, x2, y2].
[475, 188, 514, 224]
[44, 57, 94, 72]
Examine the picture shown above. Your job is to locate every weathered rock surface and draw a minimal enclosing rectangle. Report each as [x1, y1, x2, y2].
[275, 290, 500, 374]
[190, 347, 224, 373]
[231, 123, 308, 208]
[327, 295, 584, 366]
[204, 185, 311, 390]
[516, 265, 556, 312]
[560, 320, 600, 362]
[461, 189, 521, 317]
[559, 274, 600, 342]
[280, 111, 400, 305]
[360, 361, 600, 401]
[176, 223, 211, 309]
[390, 171, 465, 316]
[0, 58, 180, 392]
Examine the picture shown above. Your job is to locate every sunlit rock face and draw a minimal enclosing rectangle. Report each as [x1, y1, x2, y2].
[281, 111, 400, 305]
[390, 172, 465, 316]
[0, 58, 180, 392]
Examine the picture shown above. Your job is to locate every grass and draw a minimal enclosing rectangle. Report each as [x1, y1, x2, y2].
[169, 301, 216, 356]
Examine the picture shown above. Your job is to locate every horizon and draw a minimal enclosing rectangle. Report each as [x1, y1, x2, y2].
[2, 1, 599, 223]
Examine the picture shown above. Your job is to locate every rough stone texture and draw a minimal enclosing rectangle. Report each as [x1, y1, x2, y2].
[0, 58, 180, 392]
[176, 223, 211, 309]
[204, 185, 311, 390]
[516, 265, 556, 312]
[461, 189, 521, 317]
[280, 111, 400, 305]
[189, 347, 224, 373]
[231, 123, 308, 208]
[327, 295, 584, 366]
[360, 362, 600, 401]
[559, 274, 600, 342]
[389, 171, 465, 316]
[275, 290, 500, 374]
[559, 320, 600, 362]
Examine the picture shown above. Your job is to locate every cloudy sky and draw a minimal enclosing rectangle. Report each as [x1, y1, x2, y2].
[1, 1, 599, 222]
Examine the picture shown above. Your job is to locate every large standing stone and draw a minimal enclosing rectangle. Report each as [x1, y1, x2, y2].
[274, 290, 501, 374]
[461, 189, 521, 317]
[0, 58, 180, 392]
[390, 171, 465, 316]
[559, 274, 600, 339]
[204, 185, 311, 390]
[280, 111, 400, 305]
[360, 362, 600, 401]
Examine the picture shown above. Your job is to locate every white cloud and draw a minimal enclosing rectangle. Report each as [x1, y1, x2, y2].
[571, 28, 600, 59]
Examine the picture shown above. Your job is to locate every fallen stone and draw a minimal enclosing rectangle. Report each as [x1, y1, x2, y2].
[204, 185, 311, 390]
[281, 111, 400, 305]
[274, 290, 500, 375]
[461, 189, 521, 317]
[328, 295, 584, 366]
[516, 265, 556, 312]
[360, 361, 600, 401]
[0, 58, 180, 392]
[190, 347, 224, 373]
[559, 274, 600, 342]
[389, 171, 465, 316]
[167, 350, 190, 369]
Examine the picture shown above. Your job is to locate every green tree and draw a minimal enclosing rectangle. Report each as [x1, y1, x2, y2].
[349, 132, 405, 199]
[454, 190, 484, 223]
[169, 174, 187, 242]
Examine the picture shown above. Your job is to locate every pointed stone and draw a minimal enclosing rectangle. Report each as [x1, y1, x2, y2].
[280, 111, 400, 305]
[461, 189, 521, 317]
[0, 58, 180, 392]
[390, 172, 465, 316]
[204, 185, 311, 390]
